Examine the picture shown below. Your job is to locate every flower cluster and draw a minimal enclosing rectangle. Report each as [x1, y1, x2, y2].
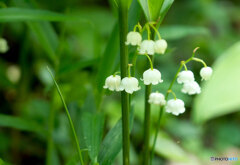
[126, 32, 167, 55]
[104, 23, 167, 94]
[103, 22, 213, 117]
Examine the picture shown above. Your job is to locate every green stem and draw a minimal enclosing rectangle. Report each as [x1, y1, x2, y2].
[47, 67, 84, 165]
[150, 63, 185, 165]
[192, 57, 207, 67]
[149, 23, 161, 40]
[143, 83, 152, 165]
[118, 0, 130, 164]
[131, 51, 138, 76]
[144, 54, 154, 70]
[143, 27, 155, 165]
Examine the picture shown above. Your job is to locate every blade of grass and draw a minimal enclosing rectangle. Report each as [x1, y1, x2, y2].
[0, 7, 89, 23]
[47, 67, 84, 165]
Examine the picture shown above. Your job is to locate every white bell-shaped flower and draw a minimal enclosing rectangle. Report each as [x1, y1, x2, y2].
[148, 92, 166, 105]
[120, 77, 140, 94]
[0, 38, 9, 53]
[125, 31, 142, 46]
[177, 70, 194, 84]
[154, 39, 167, 54]
[138, 40, 155, 55]
[181, 81, 201, 95]
[200, 67, 213, 81]
[166, 99, 185, 116]
[143, 68, 163, 85]
[103, 75, 123, 91]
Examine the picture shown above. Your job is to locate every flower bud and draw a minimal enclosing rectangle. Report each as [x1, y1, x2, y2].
[154, 39, 167, 54]
[120, 77, 140, 94]
[143, 68, 163, 85]
[200, 67, 212, 81]
[138, 40, 155, 55]
[177, 70, 194, 84]
[148, 92, 166, 105]
[0, 38, 9, 53]
[166, 99, 185, 116]
[125, 31, 142, 46]
[181, 81, 201, 95]
[103, 75, 123, 91]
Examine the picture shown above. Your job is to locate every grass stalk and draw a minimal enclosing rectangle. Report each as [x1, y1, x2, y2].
[47, 67, 84, 165]
[118, 0, 130, 164]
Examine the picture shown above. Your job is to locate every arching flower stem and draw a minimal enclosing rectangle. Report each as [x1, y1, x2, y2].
[144, 53, 154, 70]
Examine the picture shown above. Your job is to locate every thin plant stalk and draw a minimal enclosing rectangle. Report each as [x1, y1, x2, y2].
[150, 48, 200, 164]
[118, 0, 130, 164]
[143, 28, 155, 165]
[47, 67, 84, 165]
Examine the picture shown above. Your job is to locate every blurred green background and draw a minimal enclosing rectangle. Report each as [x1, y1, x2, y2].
[0, 0, 240, 164]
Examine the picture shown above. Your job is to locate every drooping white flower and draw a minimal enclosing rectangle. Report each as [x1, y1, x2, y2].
[181, 81, 201, 95]
[166, 99, 185, 116]
[138, 40, 155, 55]
[6, 65, 21, 83]
[148, 92, 166, 105]
[200, 67, 213, 81]
[0, 38, 9, 53]
[143, 68, 163, 85]
[103, 75, 123, 91]
[125, 31, 142, 46]
[177, 70, 195, 84]
[154, 39, 167, 54]
[120, 77, 140, 94]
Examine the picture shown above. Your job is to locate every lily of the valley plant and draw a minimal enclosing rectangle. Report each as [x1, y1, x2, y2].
[103, 19, 213, 164]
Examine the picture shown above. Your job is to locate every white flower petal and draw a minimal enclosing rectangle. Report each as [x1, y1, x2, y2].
[154, 39, 167, 54]
[166, 99, 185, 116]
[138, 40, 155, 55]
[177, 70, 195, 84]
[200, 67, 213, 81]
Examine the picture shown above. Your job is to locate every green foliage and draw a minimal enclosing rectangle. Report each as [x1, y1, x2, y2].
[159, 25, 209, 40]
[28, 22, 58, 62]
[151, 132, 188, 161]
[0, 114, 46, 134]
[96, 24, 119, 93]
[98, 109, 134, 165]
[80, 113, 105, 163]
[138, 0, 164, 21]
[0, 8, 87, 22]
[193, 41, 240, 123]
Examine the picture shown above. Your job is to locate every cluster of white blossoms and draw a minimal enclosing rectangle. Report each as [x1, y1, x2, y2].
[103, 74, 140, 94]
[104, 22, 214, 118]
[104, 24, 167, 94]
[147, 63, 213, 116]
[0, 38, 9, 53]
[177, 66, 213, 95]
[126, 31, 167, 55]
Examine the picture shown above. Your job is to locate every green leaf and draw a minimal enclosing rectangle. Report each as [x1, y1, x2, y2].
[159, 0, 174, 23]
[28, 22, 58, 62]
[0, 114, 46, 134]
[98, 108, 134, 165]
[59, 58, 99, 75]
[0, 7, 88, 22]
[151, 132, 188, 161]
[138, 0, 164, 21]
[193, 41, 240, 123]
[80, 113, 104, 163]
[159, 25, 209, 40]
[96, 24, 119, 93]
